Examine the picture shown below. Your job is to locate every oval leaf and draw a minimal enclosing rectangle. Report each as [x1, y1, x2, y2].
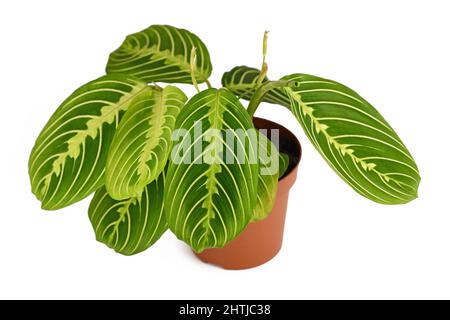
[89, 173, 166, 255]
[165, 88, 258, 252]
[282, 73, 420, 204]
[106, 25, 212, 84]
[105, 85, 187, 200]
[29, 75, 148, 210]
[224, 67, 420, 204]
[222, 65, 289, 106]
[252, 131, 279, 221]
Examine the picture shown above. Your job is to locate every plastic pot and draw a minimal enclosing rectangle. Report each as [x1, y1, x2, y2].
[195, 117, 302, 269]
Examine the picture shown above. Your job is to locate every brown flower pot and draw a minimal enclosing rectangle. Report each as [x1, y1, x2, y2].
[195, 117, 302, 269]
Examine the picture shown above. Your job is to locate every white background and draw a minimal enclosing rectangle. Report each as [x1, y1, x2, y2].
[0, 0, 449, 299]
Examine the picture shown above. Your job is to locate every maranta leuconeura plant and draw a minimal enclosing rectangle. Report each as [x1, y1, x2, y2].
[29, 25, 420, 254]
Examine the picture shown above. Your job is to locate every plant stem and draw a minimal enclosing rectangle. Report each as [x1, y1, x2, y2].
[255, 31, 269, 87]
[190, 47, 200, 93]
[247, 80, 299, 117]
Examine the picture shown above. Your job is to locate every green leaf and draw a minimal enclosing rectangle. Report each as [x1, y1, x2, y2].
[105, 85, 187, 200]
[222, 65, 289, 106]
[88, 172, 166, 255]
[29, 74, 148, 210]
[279, 153, 290, 179]
[106, 25, 212, 84]
[252, 132, 279, 221]
[282, 73, 420, 204]
[224, 67, 420, 204]
[164, 88, 258, 252]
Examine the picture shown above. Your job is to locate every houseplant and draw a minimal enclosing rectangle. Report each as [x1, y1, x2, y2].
[28, 25, 420, 268]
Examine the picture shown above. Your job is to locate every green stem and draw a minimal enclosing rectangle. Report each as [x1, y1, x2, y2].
[190, 47, 200, 93]
[247, 80, 299, 117]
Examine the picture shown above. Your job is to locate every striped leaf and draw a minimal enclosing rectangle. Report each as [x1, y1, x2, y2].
[222, 65, 290, 106]
[282, 73, 420, 204]
[106, 25, 212, 84]
[165, 88, 258, 252]
[279, 153, 290, 179]
[252, 132, 279, 221]
[105, 85, 187, 200]
[88, 173, 166, 255]
[29, 75, 148, 210]
[224, 66, 420, 204]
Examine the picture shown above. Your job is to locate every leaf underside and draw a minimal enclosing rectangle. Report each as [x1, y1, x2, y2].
[106, 24, 212, 84]
[164, 88, 258, 252]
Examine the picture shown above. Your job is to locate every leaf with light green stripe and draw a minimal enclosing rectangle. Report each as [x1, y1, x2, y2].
[165, 88, 258, 252]
[223, 66, 420, 204]
[252, 132, 279, 221]
[279, 153, 290, 179]
[222, 65, 290, 107]
[88, 172, 166, 255]
[106, 25, 212, 84]
[105, 85, 187, 200]
[29, 74, 148, 210]
[282, 73, 420, 204]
